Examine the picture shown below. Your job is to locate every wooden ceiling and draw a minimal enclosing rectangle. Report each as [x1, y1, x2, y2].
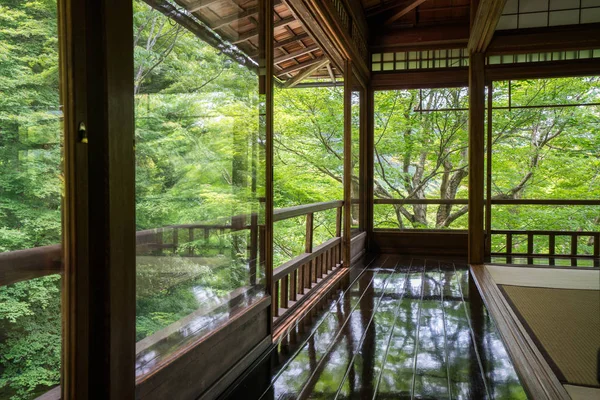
[170, 0, 341, 85]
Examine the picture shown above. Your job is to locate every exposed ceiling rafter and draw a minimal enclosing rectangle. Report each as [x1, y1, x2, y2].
[285, 59, 330, 88]
[468, 0, 507, 52]
[385, 0, 429, 25]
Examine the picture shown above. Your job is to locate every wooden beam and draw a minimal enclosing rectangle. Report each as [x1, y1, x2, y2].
[487, 23, 600, 55]
[366, 0, 410, 17]
[212, 0, 284, 30]
[371, 68, 469, 90]
[371, 24, 469, 52]
[468, 0, 507, 52]
[276, 55, 327, 76]
[385, 0, 428, 25]
[274, 44, 319, 64]
[212, 6, 259, 30]
[274, 32, 309, 49]
[485, 58, 600, 82]
[468, 52, 485, 265]
[326, 63, 336, 83]
[186, 0, 221, 13]
[233, 16, 295, 44]
[285, 59, 329, 88]
[343, 59, 352, 267]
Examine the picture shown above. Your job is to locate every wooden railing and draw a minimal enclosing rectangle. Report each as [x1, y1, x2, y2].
[490, 230, 600, 266]
[0, 201, 346, 308]
[272, 200, 344, 325]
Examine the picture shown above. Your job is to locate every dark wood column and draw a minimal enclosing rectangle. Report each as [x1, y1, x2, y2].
[343, 59, 352, 267]
[365, 87, 375, 250]
[468, 52, 486, 265]
[260, 0, 274, 328]
[61, 0, 136, 397]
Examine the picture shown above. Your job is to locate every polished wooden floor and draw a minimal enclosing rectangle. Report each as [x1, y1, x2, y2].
[221, 254, 527, 400]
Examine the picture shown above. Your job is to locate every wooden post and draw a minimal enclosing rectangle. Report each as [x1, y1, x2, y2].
[365, 87, 375, 251]
[260, 0, 274, 329]
[61, 0, 135, 396]
[188, 228, 194, 256]
[305, 213, 314, 253]
[485, 82, 493, 262]
[468, 52, 486, 265]
[343, 59, 352, 268]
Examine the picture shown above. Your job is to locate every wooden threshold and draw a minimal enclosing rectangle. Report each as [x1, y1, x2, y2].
[469, 265, 571, 399]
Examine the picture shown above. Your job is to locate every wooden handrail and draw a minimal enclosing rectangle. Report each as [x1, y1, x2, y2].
[1, 200, 345, 287]
[273, 200, 343, 222]
[491, 230, 598, 235]
[374, 198, 600, 205]
[273, 237, 341, 282]
[0, 245, 62, 287]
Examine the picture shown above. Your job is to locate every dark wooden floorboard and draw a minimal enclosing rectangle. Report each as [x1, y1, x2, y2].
[221, 254, 527, 400]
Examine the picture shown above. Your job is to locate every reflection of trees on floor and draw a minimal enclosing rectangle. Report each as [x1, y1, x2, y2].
[223, 255, 527, 400]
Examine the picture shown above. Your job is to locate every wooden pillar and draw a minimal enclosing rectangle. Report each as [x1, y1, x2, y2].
[61, 0, 136, 397]
[343, 59, 352, 267]
[259, 0, 274, 328]
[468, 52, 485, 265]
[365, 87, 375, 250]
[485, 81, 493, 262]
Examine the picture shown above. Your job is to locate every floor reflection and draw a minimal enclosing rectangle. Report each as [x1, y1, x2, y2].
[223, 255, 528, 400]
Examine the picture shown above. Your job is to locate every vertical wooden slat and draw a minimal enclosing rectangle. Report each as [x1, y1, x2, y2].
[173, 228, 179, 255]
[204, 228, 209, 255]
[290, 269, 297, 301]
[249, 213, 258, 285]
[305, 213, 314, 253]
[571, 234, 578, 267]
[593, 233, 599, 268]
[468, 52, 486, 265]
[219, 227, 225, 255]
[506, 232, 513, 264]
[273, 280, 280, 317]
[188, 228, 194, 256]
[549, 234, 555, 266]
[299, 264, 306, 295]
[527, 232, 534, 265]
[157, 229, 164, 256]
[281, 275, 289, 309]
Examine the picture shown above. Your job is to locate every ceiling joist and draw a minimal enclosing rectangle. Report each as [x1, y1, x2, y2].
[277, 56, 327, 77]
[274, 44, 319, 64]
[384, 0, 429, 25]
[285, 59, 329, 88]
[468, 0, 507, 53]
[233, 16, 295, 44]
[185, 0, 221, 13]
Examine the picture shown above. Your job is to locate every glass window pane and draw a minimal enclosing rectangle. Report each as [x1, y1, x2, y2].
[133, 0, 266, 378]
[373, 88, 469, 230]
[0, 0, 63, 398]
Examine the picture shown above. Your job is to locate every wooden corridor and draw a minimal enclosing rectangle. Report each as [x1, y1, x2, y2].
[222, 254, 527, 400]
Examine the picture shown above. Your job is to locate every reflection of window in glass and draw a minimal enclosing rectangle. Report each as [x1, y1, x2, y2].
[133, 0, 265, 378]
[351, 89, 361, 234]
[0, 0, 63, 398]
[373, 88, 469, 230]
[272, 86, 344, 266]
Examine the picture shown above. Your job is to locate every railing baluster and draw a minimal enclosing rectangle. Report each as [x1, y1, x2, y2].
[594, 233, 599, 268]
[571, 234, 578, 267]
[273, 281, 280, 318]
[506, 233, 512, 264]
[219, 227, 225, 255]
[336, 206, 342, 238]
[188, 228, 194, 256]
[249, 214, 258, 286]
[305, 212, 314, 253]
[291, 269, 297, 302]
[527, 232, 534, 265]
[281, 275, 289, 309]
[204, 228, 209, 256]
[173, 228, 179, 255]
[549, 234, 555, 266]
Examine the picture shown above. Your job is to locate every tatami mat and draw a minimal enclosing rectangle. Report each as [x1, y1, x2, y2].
[501, 285, 600, 389]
